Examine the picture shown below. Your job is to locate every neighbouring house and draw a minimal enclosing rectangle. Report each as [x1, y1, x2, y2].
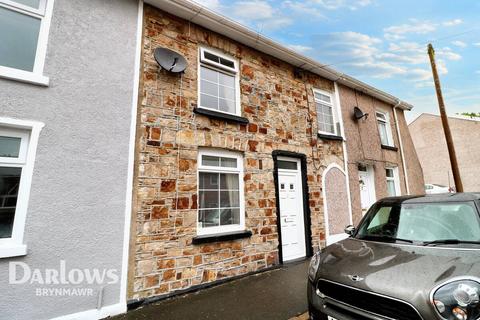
[127, 0, 424, 304]
[409, 113, 480, 191]
[338, 87, 425, 226]
[0, 0, 140, 319]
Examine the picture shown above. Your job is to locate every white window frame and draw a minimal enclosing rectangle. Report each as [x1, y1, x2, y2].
[385, 166, 401, 197]
[0, 0, 54, 86]
[198, 47, 241, 116]
[376, 110, 394, 147]
[197, 149, 245, 236]
[313, 88, 340, 136]
[0, 117, 44, 258]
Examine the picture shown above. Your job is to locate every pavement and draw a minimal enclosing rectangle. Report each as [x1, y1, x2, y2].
[290, 313, 309, 320]
[112, 259, 310, 320]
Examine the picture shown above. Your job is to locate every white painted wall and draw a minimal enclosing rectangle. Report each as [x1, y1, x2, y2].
[0, 0, 139, 318]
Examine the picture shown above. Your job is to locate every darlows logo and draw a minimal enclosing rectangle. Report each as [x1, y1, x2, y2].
[9, 261, 119, 285]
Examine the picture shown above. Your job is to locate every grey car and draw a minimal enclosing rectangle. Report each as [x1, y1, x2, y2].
[308, 193, 480, 320]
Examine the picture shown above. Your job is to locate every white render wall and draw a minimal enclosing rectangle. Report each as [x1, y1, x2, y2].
[0, 0, 139, 318]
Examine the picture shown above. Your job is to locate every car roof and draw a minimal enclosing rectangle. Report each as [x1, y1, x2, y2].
[378, 192, 480, 204]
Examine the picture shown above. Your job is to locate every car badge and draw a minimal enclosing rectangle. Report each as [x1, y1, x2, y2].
[348, 275, 364, 282]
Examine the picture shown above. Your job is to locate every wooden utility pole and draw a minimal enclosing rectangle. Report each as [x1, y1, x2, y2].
[427, 43, 464, 192]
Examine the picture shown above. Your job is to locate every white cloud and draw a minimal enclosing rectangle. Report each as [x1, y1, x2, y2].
[476, 70, 480, 74]
[407, 59, 448, 88]
[194, 0, 222, 11]
[195, 0, 293, 30]
[311, 31, 408, 79]
[384, 33, 403, 41]
[234, 1, 275, 20]
[473, 42, 480, 47]
[436, 59, 448, 75]
[406, 89, 480, 122]
[412, 69, 432, 80]
[309, 30, 462, 87]
[437, 47, 462, 61]
[287, 44, 313, 53]
[195, 1, 464, 89]
[384, 42, 447, 86]
[310, 0, 372, 10]
[261, 17, 293, 30]
[385, 42, 427, 64]
[443, 19, 463, 26]
[281, 0, 371, 18]
[451, 40, 467, 48]
[383, 20, 436, 40]
[351, 61, 407, 79]
[283, 1, 325, 18]
[407, 88, 480, 120]
[326, 31, 382, 46]
[208, 0, 293, 30]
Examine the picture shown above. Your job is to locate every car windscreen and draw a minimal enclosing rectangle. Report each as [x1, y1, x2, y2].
[355, 201, 480, 245]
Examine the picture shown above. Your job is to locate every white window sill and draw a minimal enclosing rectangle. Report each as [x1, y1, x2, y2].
[0, 244, 27, 259]
[0, 66, 49, 87]
[193, 230, 252, 244]
[196, 225, 246, 237]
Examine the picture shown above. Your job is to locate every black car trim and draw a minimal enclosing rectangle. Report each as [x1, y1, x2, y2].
[349, 237, 480, 251]
[317, 278, 424, 320]
[323, 298, 395, 320]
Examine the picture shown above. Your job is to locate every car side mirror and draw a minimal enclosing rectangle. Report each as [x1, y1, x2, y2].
[344, 225, 355, 236]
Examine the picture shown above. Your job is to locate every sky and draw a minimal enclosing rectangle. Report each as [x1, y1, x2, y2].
[194, 0, 480, 122]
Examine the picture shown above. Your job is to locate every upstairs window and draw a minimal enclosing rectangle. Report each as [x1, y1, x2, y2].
[0, 0, 53, 85]
[197, 149, 244, 235]
[376, 111, 394, 147]
[198, 48, 239, 116]
[314, 89, 339, 136]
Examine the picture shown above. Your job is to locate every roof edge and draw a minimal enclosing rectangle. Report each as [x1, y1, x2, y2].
[145, 0, 413, 111]
[409, 113, 480, 126]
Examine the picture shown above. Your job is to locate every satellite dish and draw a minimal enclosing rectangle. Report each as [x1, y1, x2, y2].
[353, 106, 368, 121]
[154, 48, 188, 73]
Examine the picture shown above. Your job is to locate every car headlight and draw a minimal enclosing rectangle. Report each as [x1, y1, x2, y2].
[308, 251, 321, 282]
[431, 279, 480, 320]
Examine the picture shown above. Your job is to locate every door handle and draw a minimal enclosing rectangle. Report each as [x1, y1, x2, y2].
[284, 217, 294, 223]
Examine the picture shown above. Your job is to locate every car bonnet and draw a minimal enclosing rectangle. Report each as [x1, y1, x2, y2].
[315, 238, 480, 305]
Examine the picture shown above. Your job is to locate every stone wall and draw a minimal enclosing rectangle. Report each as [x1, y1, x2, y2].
[129, 5, 344, 300]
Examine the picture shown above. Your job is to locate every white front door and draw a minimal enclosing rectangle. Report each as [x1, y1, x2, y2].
[358, 164, 375, 213]
[278, 158, 306, 262]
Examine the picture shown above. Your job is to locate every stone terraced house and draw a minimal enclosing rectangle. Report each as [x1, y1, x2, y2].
[127, 0, 424, 305]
